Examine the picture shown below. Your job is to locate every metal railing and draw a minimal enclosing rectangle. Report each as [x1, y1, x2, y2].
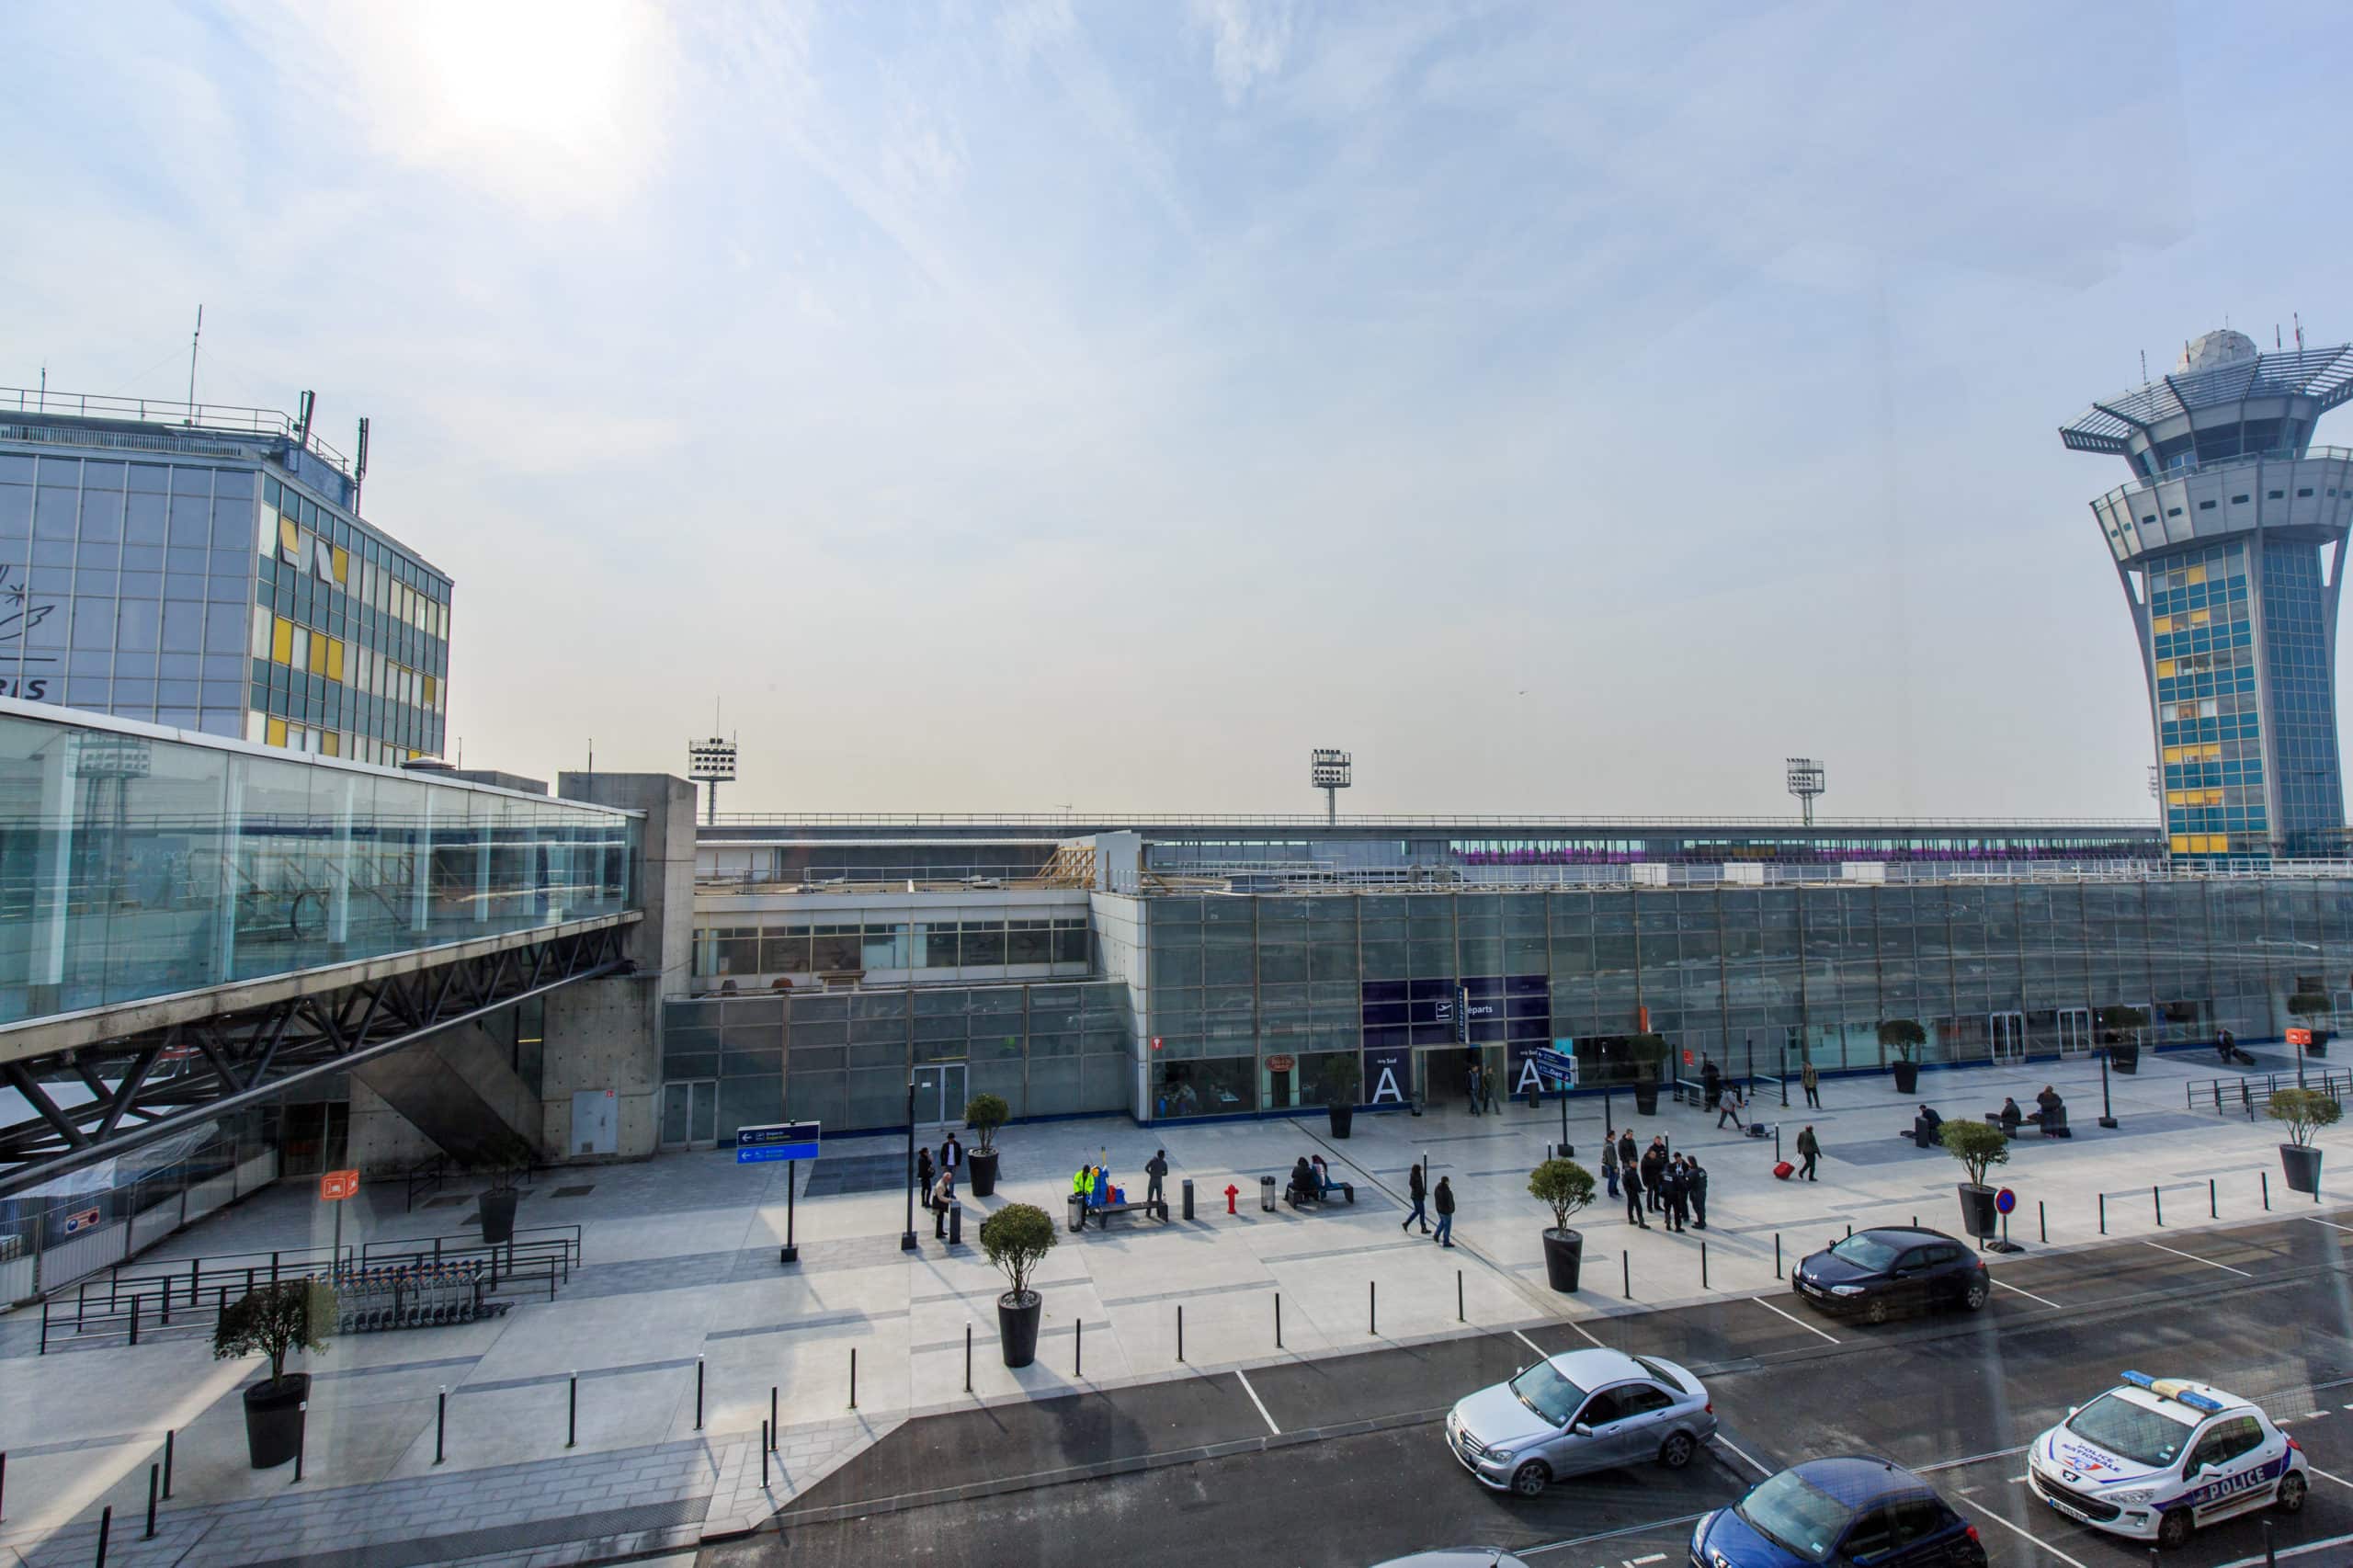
[2187, 1067, 2353, 1120]
[705, 811, 2159, 831]
[0, 387, 352, 470]
[2094, 445, 2353, 506]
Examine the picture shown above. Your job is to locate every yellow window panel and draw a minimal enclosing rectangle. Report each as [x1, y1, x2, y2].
[2152, 614, 2173, 634]
[2203, 744, 2222, 760]
[2155, 659, 2176, 677]
[266, 717, 288, 748]
[278, 518, 301, 562]
[2189, 608, 2211, 625]
[322, 732, 340, 757]
[270, 618, 293, 664]
[2169, 835, 2191, 854]
[324, 638, 345, 682]
[2165, 790, 2186, 807]
[2163, 745, 2184, 764]
[423, 674, 437, 708]
[331, 546, 348, 585]
[2185, 563, 2207, 584]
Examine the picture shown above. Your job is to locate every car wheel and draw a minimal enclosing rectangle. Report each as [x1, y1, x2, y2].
[2277, 1471, 2308, 1515]
[1509, 1460, 1552, 1497]
[1962, 1278, 1988, 1312]
[2156, 1507, 2195, 1549]
[1658, 1431, 1697, 1470]
[1863, 1296, 1891, 1325]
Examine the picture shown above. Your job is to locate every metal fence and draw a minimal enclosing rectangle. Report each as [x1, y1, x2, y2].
[0, 1135, 278, 1304]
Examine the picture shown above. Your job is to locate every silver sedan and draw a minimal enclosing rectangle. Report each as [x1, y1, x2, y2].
[1444, 1346, 1717, 1496]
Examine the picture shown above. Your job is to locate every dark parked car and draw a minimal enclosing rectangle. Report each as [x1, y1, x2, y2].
[1691, 1456, 1987, 1567]
[1791, 1227, 1988, 1325]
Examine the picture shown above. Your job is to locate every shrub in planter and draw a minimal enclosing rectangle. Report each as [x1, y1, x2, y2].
[1938, 1120, 2010, 1240]
[2098, 1006, 2148, 1073]
[2269, 1088, 2341, 1196]
[1528, 1157, 1596, 1293]
[1628, 1034, 1667, 1115]
[962, 1094, 1010, 1196]
[214, 1278, 337, 1468]
[1321, 1054, 1362, 1138]
[1878, 1019, 1926, 1093]
[979, 1202, 1057, 1368]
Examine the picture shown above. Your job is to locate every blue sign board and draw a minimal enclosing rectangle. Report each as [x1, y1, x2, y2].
[735, 1121, 821, 1165]
[1525, 1048, 1577, 1085]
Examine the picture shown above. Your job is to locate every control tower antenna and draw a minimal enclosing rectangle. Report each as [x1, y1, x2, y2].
[1786, 757, 1826, 826]
[1309, 748, 1352, 826]
[186, 304, 203, 419]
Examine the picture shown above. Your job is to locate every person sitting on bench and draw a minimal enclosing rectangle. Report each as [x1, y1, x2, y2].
[1311, 1154, 1336, 1195]
[1287, 1156, 1318, 1205]
[1995, 1096, 2022, 1139]
[2029, 1085, 2067, 1134]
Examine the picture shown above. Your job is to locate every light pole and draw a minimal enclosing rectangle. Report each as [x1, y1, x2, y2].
[902, 1069, 934, 1252]
[2097, 1048, 2119, 1130]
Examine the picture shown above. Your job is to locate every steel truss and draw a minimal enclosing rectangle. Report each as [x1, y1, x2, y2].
[0, 923, 631, 1198]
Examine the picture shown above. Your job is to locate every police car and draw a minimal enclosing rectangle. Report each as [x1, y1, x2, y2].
[2026, 1371, 2309, 1550]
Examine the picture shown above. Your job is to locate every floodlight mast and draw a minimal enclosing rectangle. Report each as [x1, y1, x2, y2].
[1786, 757, 1825, 827]
[1310, 748, 1353, 826]
[688, 736, 738, 825]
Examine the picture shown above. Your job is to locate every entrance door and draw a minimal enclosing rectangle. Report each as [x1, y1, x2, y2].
[659, 1080, 719, 1150]
[1988, 1012, 2027, 1065]
[2056, 1007, 2093, 1060]
[917, 1061, 968, 1129]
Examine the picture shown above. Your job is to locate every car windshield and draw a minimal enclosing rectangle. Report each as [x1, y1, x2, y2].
[1828, 1234, 1904, 1271]
[1734, 1470, 1855, 1563]
[1507, 1361, 1586, 1426]
[2066, 1393, 2198, 1467]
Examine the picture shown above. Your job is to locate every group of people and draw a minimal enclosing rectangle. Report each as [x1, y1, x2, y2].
[1990, 1086, 2069, 1138]
[1599, 1130, 1710, 1232]
[914, 1133, 966, 1237]
[1463, 1060, 1504, 1116]
[1071, 1147, 1174, 1211]
[1400, 1160, 1456, 1246]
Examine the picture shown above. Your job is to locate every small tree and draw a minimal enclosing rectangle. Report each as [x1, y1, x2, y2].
[2289, 993, 2333, 1032]
[978, 1202, 1057, 1302]
[963, 1093, 1010, 1153]
[1878, 1019, 1927, 1063]
[1528, 1158, 1597, 1234]
[1938, 1119, 2011, 1188]
[1319, 1053, 1362, 1107]
[2269, 1088, 2343, 1148]
[1627, 1033, 1669, 1085]
[213, 1278, 337, 1392]
[2098, 1005, 2149, 1045]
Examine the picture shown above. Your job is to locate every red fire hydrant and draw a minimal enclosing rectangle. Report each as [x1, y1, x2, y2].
[1224, 1183, 1240, 1215]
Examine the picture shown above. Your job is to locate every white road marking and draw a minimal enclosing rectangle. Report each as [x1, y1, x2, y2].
[1627, 1556, 1666, 1566]
[2140, 1238, 2253, 1278]
[1563, 1318, 1610, 1350]
[1713, 1435, 1771, 1477]
[2308, 1464, 2353, 1490]
[1991, 1277, 2063, 1309]
[2305, 1216, 2353, 1233]
[1752, 1294, 1840, 1344]
[1233, 1368, 1280, 1437]
[1514, 1327, 1552, 1360]
[2210, 1530, 2353, 1567]
[1956, 1496, 2094, 1567]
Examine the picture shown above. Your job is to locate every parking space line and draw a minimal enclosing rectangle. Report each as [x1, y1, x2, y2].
[1955, 1496, 2093, 1567]
[1233, 1368, 1280, 1437]
[1713, 1434, 1771, 1477]
[1562, 1319, 1609, 1350]
[1513, 1327, 1552, 1360]
[1752, 1294, 1839, 1344]
[1991, 1277, 2063, 1309]
[1519, 1511, 1709, 1558]
[2305, 1216, 2353, 1233]
[2210, 1530, 2353, 1567]
[2139, 1239, 2253, 1278]
[2307, 1463, 2353, 1491]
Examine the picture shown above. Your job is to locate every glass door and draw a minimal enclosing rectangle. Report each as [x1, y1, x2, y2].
[660, 1080, 719, 1150]
[2056, 1007, 2093, 1059]
[921, 1061, 968, 1128]
[1988, 1011, 2027, 1064]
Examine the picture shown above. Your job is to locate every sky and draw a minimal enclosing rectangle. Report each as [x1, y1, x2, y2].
[3, 0, 2347, 820]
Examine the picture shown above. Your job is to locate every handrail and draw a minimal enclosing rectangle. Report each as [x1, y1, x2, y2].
[705, 812, 2162, 831]
[0, 386, 353, 470]
[2095, 445, 2353, 506]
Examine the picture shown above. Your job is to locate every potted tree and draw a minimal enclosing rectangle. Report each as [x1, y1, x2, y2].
[1937, 1120, 2009, 1244]
[2289, 993, 2333, 1062]
[1880, 1019, 1926, 1096]
[1322, 1054, 1362, 1139]
[214, 1277, 337, 1469]
[963, 1093, 1010, 1197]
[2269, 1088, 2340, 1196]
[1529, 1157, 1597, 1293]
[979, 1201, 1057, 1368]
[2098, 1006, 2148, 1074]
[479, 1166, 522, 1247]
[1628, 1034, 1667, 1116]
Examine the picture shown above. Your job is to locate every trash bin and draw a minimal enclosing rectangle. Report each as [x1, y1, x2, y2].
[1181, 1177, 1195, 1221]
[1259, 1174, 1277, 1211]
[1066, 1194, 1086, 1233]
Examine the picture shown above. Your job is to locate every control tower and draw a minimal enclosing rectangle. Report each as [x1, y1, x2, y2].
[2062, 329, 2353, 864]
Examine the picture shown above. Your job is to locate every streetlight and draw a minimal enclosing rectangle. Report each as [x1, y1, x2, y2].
[902, 1067, 935, 1252]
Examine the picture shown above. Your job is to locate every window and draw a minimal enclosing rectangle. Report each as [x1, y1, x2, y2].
[2193, 1416, 2264, 1470]
[1572, 1389, 1625, 1427]
[2198, 500, 2215, 510]
[270, 617, 293, 664]
[1618, 1383, 1676, 1416]
[266, 716, 288, 747]
[1841, 1506, 1894, 1558]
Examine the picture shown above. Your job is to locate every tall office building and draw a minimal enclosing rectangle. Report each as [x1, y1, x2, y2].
[2063, 329, 2353, 864]
[0, 391, 449, 763]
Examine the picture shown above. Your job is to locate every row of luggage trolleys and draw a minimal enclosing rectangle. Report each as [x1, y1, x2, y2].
[331, 1262, 511, 1333]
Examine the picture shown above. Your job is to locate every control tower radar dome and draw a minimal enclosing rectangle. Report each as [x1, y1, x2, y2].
[2177, 328, 2259, 374]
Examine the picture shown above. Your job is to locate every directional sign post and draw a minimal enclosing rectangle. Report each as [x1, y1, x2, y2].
[1526, 1046, 1579, 1156]
[737, 1122, 821, 1263]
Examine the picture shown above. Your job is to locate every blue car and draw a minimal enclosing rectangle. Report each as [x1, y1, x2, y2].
[1690, 1457, 1986, 1567]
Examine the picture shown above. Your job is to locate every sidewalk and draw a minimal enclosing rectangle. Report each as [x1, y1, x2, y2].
[0, 1047, 2339, 1566]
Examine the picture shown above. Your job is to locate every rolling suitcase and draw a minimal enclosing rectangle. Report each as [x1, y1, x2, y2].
[1772, 1160, 1794, 1180]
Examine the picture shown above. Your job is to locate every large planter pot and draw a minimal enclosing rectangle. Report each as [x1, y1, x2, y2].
[2311, 1032, 2331, 1060]
[996, 1290, 1043, 1369]
[2108, 1043, 2140, 1075]
[1891, 1061, 1920, 1096]
[1631, 1082, 1660, 1117]
[967, 1149, 1000, 1198]
[1955, 1183, 1998, 1241]
[2281, 1143, 2324, 1196]
[1540, 1228, 1584, 1294]
[1328, 1104, 1355, 1139]
[243, 1373, 310, 1470]
[479, 1187, 519, 1246]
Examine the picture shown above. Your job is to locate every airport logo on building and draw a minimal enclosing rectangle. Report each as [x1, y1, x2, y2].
[0, 565, 59, 700]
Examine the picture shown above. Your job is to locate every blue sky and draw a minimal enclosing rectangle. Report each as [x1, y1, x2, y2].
[3, 0, 2347, 816]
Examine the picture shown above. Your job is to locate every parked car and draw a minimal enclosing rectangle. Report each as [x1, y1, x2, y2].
[1367, 1553, 1530, 1568]
[1791, 1227, 1988, 1324]
[1445, 1346, 1714, 1496]
[1691, 1456, 1986, 1566]
[2027, 1370, 2309, 1550]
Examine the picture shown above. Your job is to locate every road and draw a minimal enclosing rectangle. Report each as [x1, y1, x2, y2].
[704, 1213, 2353, 1567]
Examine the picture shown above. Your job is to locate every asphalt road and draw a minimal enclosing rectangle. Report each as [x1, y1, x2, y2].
[704, 1213, 2353, 1568]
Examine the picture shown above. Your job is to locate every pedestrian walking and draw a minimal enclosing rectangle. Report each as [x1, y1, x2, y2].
[1802, 1058, 1821, 1109]
[1403, 1159, 1430, 1233]
[1701, 1058, 1722, 1116]
[1145, 1149, 1168, 1209]
[1480, 1060, 1501, 1115]
[940, 1132, 964, 1175]
[1600, 1137, 1620, 1198]
[1620, 1152, 1647, 1227]
[1432, 1176, 1456, 1248]
[915, 1146, 934, 1196]
[1796, 1124, 1821, 1182]
[1465, 1062, 1483, 1116]
[1687, 1155, 1708, 1231]
[929, 1167, 957, 1238]
[1717, 1084, 1747, 1130]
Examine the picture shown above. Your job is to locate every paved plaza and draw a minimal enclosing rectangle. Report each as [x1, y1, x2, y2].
[1, 1045, 2345, 1567]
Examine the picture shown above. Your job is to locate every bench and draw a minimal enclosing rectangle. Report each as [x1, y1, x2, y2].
[1075, 1199, 1169, 1231]
[1285, 1182, 1355, 1208]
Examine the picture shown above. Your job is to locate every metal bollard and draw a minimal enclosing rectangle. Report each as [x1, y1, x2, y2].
[1182, 1177, 1194, 1221]
[1700, 1241, 1709, 1290]
[1, 1448, 6, 1522]
[1076, 1318, 1084, 1379]
[1622, 1252, 1631, 1300]
[1774, 1233, 1782, 1279]
[96, 1506, 111, 1567]
[696, 1358, 705, 1431]
[2099, 1193, 2106, 1235]
[2263, 1171, 2270, 1210]
[435, 1388, 446, 1464]
[948, 1204, 962, 1246]
[2211, 1177, 2218, 1220]
[566, 1372, 577, 1449]
[292, 1403, 306, 1483]
[2263, 1517, 2277, 1565]
[1276, 1292, 1283, 1348]
[1457, 1269, 1464, 1323]
[2039, 1199, 2047, 1243]
[163, 1429, 174, 1498]
[760, 1420, 768, 1490]
[1370, 1280, 1377, 1337]
[769, 1386, 778, 1449]
[145, 1464, 157, 1540]
[2154, 1185, 2163, 1227]
[1177, 1304, 1185, 1363]
[1846, 1223, 1852, 1239]
[849, 1346, 858, 1409]
[965, 1323, 973, 1392]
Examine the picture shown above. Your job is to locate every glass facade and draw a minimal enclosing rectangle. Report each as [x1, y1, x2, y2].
[0, 707, 638, 1024]
[689, 905, 1093, 986]
[2151, 540, 2264, 858]
[2259, 541, 2344, 852]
